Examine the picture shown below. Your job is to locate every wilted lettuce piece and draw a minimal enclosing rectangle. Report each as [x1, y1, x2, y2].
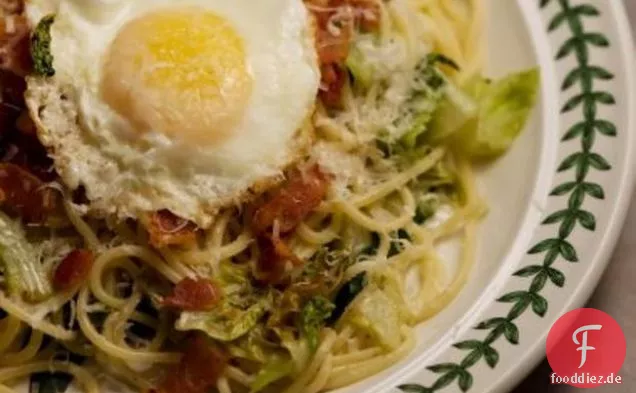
[428, 81, 479, 142]
[454, 68, 540, 159]
[250, 355, 294, 393]
[275, 327, 311, 373]
[298, 296, 334, 352]
[176, 297, 270, 341]
[346, 45, 375, 90]
[0, 212, 52, 302]
[31, 14, 56, 77]
[345, 286, 402, 350]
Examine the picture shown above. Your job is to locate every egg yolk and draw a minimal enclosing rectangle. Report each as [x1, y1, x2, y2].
[101, 8, 252, 144]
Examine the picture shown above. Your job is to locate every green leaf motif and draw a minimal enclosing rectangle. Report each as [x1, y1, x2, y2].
[571, 5, 600, 17]
[458, 371, 473, 392]
[577, 210, 596, 230]
[503, 321, 520, 345]
[550, 182, 577, 196]
[581, 32, 610, 47]
[453, 340, 483, 350]
[558, 152, 583, 171]
[528, 238, 560, 254]
[431, 370, 459, 391]
[395, 1, 616, 391]
[530, 293, 549, 317]
[483, 346, 500, 368]
[594, 120, 617, 136]
[460, 350, 482, 369]
[474, 317, 507, 330]
[530, 271, 549, 292]
[582, 182, 605, 199]
[562, 122, 587, 140]
[588, 153, 612, 170]
[513, 265, 542, 277]
[558, 240, 578, 262]
[398, 385, 434, 393]
[546, 267, 566, 287]
[558, 215, 576, 238]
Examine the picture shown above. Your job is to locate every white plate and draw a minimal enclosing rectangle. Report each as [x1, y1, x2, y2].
[17, 1, 636, 393]
[333, 0, 635, 392]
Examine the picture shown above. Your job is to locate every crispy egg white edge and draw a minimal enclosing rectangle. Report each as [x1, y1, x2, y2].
[25, 0, 320, 228]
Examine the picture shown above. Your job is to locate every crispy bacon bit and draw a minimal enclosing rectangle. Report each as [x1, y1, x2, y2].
[256, 235, 303, 284]
[161, 277, 221, 311]
[0, 163, 59, 222]
[0, 0, 24, 15]
[349, 0, 381, 31]
[53, 249, 94, 291]
[155, 335, 227, 393]
[251, 164, 330, 236]
[0, 15, 32, 77]
[305, 0, 381, 107]
[320, 63, 348, 108]
[146, 210, 198, 249]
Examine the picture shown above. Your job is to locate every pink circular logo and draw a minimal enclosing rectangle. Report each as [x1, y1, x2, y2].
[546, 308, 626, 388]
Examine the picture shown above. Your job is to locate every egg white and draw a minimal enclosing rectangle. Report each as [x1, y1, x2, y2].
[25, 0, 320, 227]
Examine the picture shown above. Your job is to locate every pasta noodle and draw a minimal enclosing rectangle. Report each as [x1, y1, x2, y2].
[0, 0, 493, 392]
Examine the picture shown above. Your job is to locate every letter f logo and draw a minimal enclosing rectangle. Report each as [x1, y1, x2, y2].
[572, 324, 603, 368]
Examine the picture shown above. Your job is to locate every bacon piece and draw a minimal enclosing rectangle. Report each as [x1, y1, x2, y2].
[146, 210, 198, 249]
[256, 235, 303, 284]
[319, 64, 348, 108]
[315, 16, 352, 65]
[155, 335, 227, 393]
[0, 163, 59, 222]
[161, 277, 221, 311]
[349, 0, 381, 31]
[53, 249, 94, 291]
[0, 15, 32, 77]
[305, 0, 381, 107]
[0, 0, 24, 15]
[251, 165, 330, 236]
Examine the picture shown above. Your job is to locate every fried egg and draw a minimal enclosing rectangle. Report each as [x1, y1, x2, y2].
[25, 0, 320, 227]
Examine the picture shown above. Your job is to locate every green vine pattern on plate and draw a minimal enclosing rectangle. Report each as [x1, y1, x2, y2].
[25, 1, 617, 393]
[398, 0, 616, 392]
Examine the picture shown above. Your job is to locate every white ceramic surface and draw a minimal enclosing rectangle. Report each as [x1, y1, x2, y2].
[15, 1, 636, 393]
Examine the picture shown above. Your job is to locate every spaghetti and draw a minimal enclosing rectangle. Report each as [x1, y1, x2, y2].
[0, 1, 512, 392]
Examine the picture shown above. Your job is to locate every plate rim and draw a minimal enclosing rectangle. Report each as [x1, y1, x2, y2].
[491, 0, 636, 391]
[391, 0, 636, 392]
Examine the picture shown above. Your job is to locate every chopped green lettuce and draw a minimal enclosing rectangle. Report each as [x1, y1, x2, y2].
[31, 14, 56, 77]
[176, 297, 270, 341]
[454, 68, 540, 159]
[250, 355, 294, 393]
[346, 45, 375, 90]
[428, 81, 479, 142]
[275, 327, 311, 373]
[345, 285, 402, 350]
[298, 296, 334, 352]
[0, 212, 52, 302]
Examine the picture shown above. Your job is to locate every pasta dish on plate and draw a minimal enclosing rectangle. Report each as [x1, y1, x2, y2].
[0, 0, 539, 392]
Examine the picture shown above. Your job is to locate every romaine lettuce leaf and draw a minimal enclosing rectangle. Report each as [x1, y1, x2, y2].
[250, 355, 294, 392]
[176, 297, 271, 341]
[345, 285, 402, 350]
[0, 212, 52, 302]
[298, 296, 334, 352]
[454, 68, 540, 159]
